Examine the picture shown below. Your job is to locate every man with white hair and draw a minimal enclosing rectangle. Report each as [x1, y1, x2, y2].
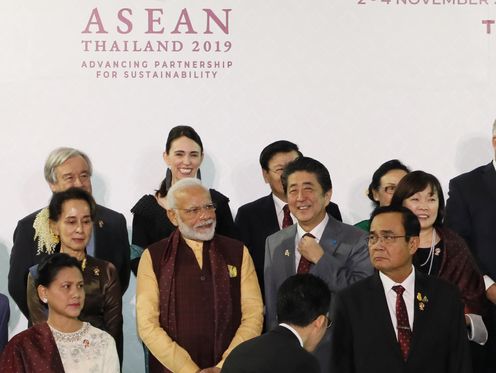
[136, 178, 263, 373]
[8, 147, 130, 319]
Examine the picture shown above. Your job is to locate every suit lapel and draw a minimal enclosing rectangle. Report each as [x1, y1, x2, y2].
[409, 271, 430, 359]
[319, 216, 340, 255]
[482, 163, 496, 204]
[263, 194, 281, 232]
[370, 273, 405, 361]
[279, 225, 298, 276]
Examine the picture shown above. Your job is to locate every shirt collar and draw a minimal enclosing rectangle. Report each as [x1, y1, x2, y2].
[493, 159, 496, 171]
[296, 213, 329, 242]
[272, 193, 287, 214]
[379, 266, 416, 294]
[279, 323, 304, 347]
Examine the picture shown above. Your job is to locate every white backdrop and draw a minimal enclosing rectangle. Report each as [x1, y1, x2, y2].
[1, 1, 495, 371]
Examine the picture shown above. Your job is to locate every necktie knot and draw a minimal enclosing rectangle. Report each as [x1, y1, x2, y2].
[303, 232, 315, 239]
[392, 285, 405, 296]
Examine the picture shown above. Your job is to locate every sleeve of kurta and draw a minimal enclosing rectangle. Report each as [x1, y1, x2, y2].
[216, 246, 264, 369]
[136, 249, 201, 373]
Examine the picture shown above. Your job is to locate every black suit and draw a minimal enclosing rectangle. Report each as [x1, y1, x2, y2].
[222, 325, 320, 373]
[445, 161, 496, 372]
[330, 271, 472, 373]
[235, 193, 342, 293]
[8, 205, 130, 318]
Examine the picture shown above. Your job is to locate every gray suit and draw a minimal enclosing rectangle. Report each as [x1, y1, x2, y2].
[264, 215, 373, 372]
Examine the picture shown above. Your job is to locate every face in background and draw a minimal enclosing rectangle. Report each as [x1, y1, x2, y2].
[372, 169, 408, 207]
[368, 212, 418, 282]
[51, 199, 93, 254]
[164, 136, 204, 184]
[402, 185, 439, 231]
[49, 156, 92, 194]
[167, 186, 216, 241]
[37, 266, 85, 320]
[263, 150, 300, 201]
[286, 171, 331, 232]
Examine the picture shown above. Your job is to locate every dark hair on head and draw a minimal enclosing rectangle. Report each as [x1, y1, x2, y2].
[367, 159, 410, 206]
[277, 274, 331, 327]
[35, 253, 83, 288]
[370, 205, 421, 238]
[390, 170, 444, 227]
[165, 125, 203, 154]
[48, 187, 96, 222]
[281, 157, 332, 195]
[259, 140, 302, 170]
[157, 126, 204, 198]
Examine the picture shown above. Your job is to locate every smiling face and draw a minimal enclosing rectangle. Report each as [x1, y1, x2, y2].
[262, 150, 300, 200]
[167, 185, 216, 241]
[369, 212, 418, 283]
[286, 171, 331, 232]
[164, 136, 204, 183]
[402, 185, 439, 231]
[372, 169, 408, 207]
[38, 266, 85, 320]
[51, 199, 93, 255]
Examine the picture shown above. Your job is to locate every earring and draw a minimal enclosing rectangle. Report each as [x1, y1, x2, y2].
[42, 298, 48, 304]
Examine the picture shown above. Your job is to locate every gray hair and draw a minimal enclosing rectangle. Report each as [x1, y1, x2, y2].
[44, 147, 93, 184]
[493, 119, 496, 136]
[166, 178, 209, 209]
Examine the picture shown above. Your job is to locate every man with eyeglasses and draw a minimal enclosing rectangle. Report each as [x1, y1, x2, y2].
[235, 140, 342, 296]
[136, 178, 263, 373]
[222, 274, 331, 373]
[330, 205, 471, 373]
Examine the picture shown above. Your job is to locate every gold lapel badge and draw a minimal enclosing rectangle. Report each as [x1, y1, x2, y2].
[227, 265, 237, 278]
[284, 249, 290, 257]
[416, 292, 428, 311]
[93, 267, 100, 276]
[98, 220, 104, 228]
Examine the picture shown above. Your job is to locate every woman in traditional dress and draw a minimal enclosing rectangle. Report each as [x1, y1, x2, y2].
[25, 187, 123, 363]
[130, 125, 238, 274]
[0, 253, 119, 372]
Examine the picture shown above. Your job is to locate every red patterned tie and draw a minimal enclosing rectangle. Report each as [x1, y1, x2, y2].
[282, 204, 293, 229]
[392, 285, 412, 361]
[297, 233, 314, 274]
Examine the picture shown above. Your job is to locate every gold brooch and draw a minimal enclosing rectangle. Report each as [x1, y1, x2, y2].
[93, 267, 100, 276]
[284, 249, 290, 257]
[416, 292, 428, 311]
[227, 265, 237, 278]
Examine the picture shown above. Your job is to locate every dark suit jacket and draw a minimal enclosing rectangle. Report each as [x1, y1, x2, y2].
[330, 271, 472, 373]
[445, 162, 496, 280]
[8, 204, 130, 319]
[235, 193, 342, 294]
[222, 325, 320, 373]
[264, 216, 372, 372]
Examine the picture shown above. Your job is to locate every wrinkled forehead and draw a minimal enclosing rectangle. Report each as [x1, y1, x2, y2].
[175, 186, 212, 206]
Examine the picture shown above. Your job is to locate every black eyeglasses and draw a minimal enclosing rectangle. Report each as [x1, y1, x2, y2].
[368, 234, 408, 246]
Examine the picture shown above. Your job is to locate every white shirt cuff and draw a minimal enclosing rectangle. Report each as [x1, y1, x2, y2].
[484, 275, 495, 291]
[466, 313, 488, 345]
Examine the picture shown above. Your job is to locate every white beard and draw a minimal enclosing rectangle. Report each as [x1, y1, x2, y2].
[177, 216, 216, 241]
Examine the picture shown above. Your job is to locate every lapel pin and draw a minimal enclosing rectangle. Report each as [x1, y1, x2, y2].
[284, 249, 290, 257]
[93, 267, 100, 276]
[416, 292, 428, 311]
[98, 220, 104, 228]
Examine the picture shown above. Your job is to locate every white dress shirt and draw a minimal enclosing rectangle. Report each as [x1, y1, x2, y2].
[272, 194, 295, 230]
[379, 268, 415, 339]
[279, 323, 304, 347]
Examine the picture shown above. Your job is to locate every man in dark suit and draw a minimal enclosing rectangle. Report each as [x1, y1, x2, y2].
[222, 273, 330, 373]
[445, 121, 496, 372]
[264, 157, 373, 372]
[330, 205, 471, 373]
[235, 140, 342, 294]
[9, 147, 130, 319]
